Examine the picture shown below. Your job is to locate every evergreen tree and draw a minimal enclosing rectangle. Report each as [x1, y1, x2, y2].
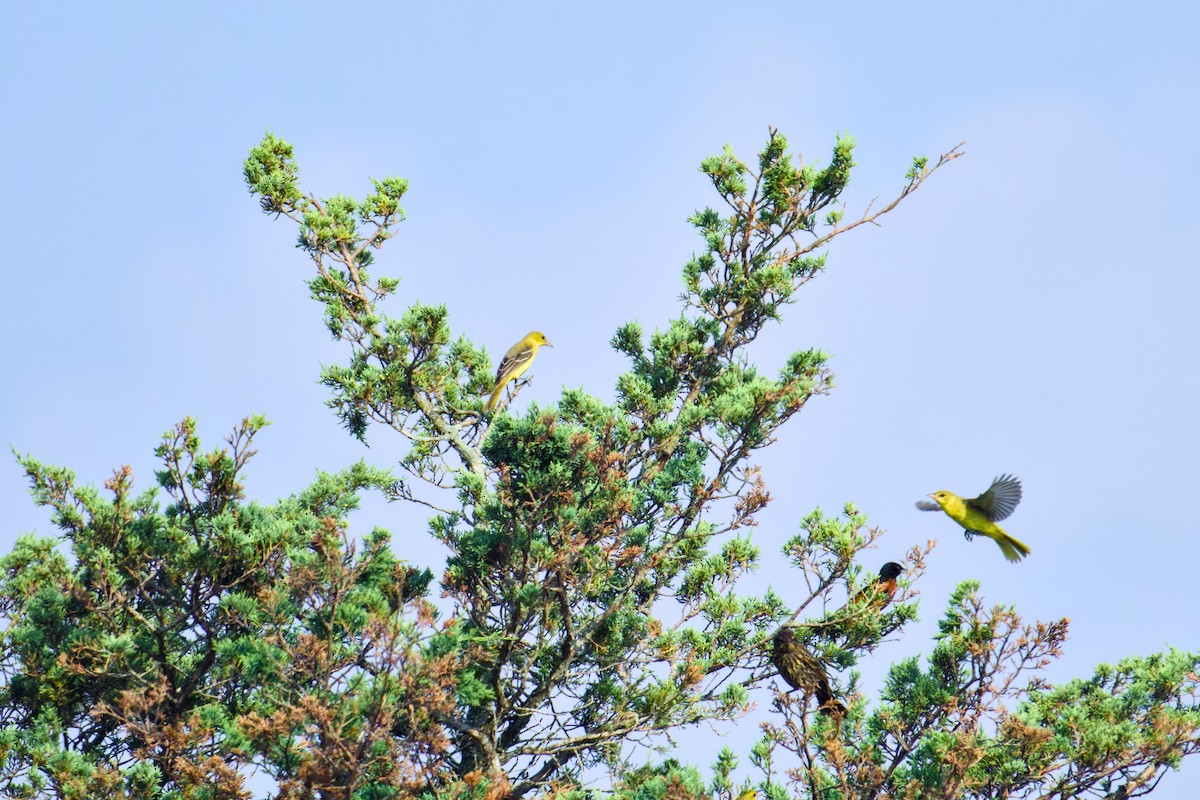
[2, 130, 1196, 799]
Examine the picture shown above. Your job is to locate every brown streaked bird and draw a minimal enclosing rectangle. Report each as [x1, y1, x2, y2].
[771, 626, 845, 717]
[851, 562, 904, 611]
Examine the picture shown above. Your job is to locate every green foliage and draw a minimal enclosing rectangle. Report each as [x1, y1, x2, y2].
[2, 419, 454, 798]
[749, 584, 1200, 799]
[4, 128, 1196, 800]
[611, 760, 709, 800]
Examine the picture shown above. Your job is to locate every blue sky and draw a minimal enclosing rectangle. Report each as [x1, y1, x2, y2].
[2, 1, 1198, 795]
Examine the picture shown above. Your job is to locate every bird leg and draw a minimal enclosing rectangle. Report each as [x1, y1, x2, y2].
[963, 530, 977, 541]
[502, 378, 533, 408]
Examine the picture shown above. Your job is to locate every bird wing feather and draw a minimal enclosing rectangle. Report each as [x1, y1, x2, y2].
[968, 474, 1022, 521]
[495, 343, 535, 384]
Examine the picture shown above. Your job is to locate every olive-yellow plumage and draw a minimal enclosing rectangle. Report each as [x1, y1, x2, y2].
[486, 331, 552, 413]
[916, 474, 1031, 563]
[771, 626, 845, 717]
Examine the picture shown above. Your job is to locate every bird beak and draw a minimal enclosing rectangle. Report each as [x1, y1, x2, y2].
[927, 493, 936, 499]
[543, 341, 554, 348]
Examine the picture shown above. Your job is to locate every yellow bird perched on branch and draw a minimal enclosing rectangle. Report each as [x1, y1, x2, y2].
[486, 331, 553, 413]
[916, 474, 1031, 563]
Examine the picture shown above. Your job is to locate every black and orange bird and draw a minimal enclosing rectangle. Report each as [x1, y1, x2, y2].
[852, 562, 903, 611]
[771, 627, 845, 717]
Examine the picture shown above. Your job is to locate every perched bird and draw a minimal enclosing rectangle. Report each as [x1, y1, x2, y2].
[916, 474, 1030, 563]
[486, 331, 553, 413]
[852, 562, 903, 611]
[832, 562, 904, 646]
[771, 627, 845, 716]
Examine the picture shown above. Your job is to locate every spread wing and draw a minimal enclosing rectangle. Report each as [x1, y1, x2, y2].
[915, 500, 940, 511]
[968, 474, 1022, 521]
[494, 342, 536, 385]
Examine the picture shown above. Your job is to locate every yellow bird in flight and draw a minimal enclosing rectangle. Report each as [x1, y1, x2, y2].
[916, 474, 1031, 563]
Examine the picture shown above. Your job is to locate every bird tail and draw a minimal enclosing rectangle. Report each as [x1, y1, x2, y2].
[815, 688, 846, 717]
[817, 697, 846, 717]
[485, 383, 504, 413]
[989, 527, 1032, 563]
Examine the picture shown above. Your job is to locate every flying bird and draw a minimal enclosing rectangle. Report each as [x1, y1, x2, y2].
[916, 474, 1030, 563]
[486, 331, 553, 413]
[852, 562, 903, 611]
[771, 626, 845, 717]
